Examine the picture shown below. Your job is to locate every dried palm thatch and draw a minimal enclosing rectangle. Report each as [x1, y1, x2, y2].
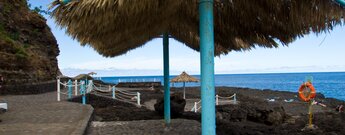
[50, 0, 345, 57]
[171, 72, 199, 83]
[171, 71, 198, 99]
[88, 72, 97, 75]
[73, 74, 93, 80]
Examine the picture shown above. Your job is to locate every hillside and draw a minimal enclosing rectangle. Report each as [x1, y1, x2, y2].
[0, 0, 59, 86]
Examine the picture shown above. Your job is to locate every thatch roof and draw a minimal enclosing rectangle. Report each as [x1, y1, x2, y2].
[50, 0, 344, 57]
[73, 74, 93, 80]
[171, 72, 199, 83]
[88, 72, 97, 75]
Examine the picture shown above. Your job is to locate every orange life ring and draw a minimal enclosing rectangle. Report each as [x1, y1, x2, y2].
[298, 82, 316, 102]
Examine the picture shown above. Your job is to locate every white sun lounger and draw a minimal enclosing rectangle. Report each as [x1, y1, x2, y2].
[0, 103, 7, 110]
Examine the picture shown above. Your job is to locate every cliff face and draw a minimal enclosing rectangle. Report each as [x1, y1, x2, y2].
[0, 0, 60, 85]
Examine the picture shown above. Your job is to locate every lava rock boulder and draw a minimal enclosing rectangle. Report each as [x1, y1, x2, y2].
[154, 93, 186, 117]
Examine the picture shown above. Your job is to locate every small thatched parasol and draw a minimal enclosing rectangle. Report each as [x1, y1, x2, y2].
[50, 0, 345, 57]
[171, 71, 199, 99]
[73, 74, 93, 80]
[88, 72, 97, 76]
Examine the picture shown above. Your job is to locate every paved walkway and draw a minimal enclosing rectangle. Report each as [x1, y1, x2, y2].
[0, 91, 93, 135]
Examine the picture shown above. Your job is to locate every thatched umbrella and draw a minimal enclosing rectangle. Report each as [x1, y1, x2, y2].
[50, 0, 345, 134]
[73, 74, 93, 80]
[87, 72, 97, 78]
[50, 0, 344, 57]
[87, 72, 97, 76]
[171, 71, 199, 99]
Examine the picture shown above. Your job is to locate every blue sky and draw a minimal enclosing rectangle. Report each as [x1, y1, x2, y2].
[30, 0, 345, 77]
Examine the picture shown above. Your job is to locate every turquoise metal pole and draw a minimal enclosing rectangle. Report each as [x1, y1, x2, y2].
[60, 0, 71, 4]
[80, 80, 86, 105]
[335, 0, 345, 7]
[183, 82, 186, 99]
[199, 0, 216, 134]
[68, 79, 72, 99]
[163, 33, 171, 126]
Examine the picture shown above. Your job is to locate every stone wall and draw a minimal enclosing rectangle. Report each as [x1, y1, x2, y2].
[0, 80, 56, 95]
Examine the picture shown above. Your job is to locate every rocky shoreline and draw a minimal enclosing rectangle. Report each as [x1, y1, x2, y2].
[69, 86, 345, 135]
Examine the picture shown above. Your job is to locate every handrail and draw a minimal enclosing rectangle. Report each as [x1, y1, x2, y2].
[216, 94, 237, 105]
[57, 78, 141, 106]
[192, 93, 237, 113]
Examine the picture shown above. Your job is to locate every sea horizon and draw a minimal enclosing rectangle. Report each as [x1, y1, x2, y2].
[95, 71, 345, 78]
[98, 71, 345, 101]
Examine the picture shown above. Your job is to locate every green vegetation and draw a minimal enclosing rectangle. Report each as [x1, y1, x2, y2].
[0, 32, 28, 59]
[15, 50, 28, 59]
[0, 23, 27, 59]
[24, 43, 30, 49]
[27, 1, 51, 15]
[9, 31, 20, 41]
[32, 28, 40, 36]
[13, 41, 29, 60]
[3, 3, 12, 13]
[0, 23, 19, 43]
[0, 32, 15, 45]
[0, 23, 4, 32]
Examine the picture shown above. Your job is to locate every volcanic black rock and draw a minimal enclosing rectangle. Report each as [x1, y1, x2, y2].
[154, 93, 186, 117]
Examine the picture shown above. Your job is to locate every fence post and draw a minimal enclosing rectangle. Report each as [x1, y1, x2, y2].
[216, 95, 219, 105]
[63, 81, 66, 88]
[74, 80, 78, 96]
[80, 80, 86, 105]
[57, 78, 60, 101]
[234, 93, 237, 104]
[112, 86, 116, 99]
[88, 80, 93, 93]
[194, 102, 197, 113]
[68, 79, 72, 99]
[137, 92, 141, 106]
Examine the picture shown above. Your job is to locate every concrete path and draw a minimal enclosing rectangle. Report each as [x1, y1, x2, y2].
[0, 91, 93, 135]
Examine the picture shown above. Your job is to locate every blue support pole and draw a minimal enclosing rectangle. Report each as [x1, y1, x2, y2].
[82, 96, 86, 105]
[183, 82, 186, 99]
[163, 33, 171, 126]
[335, 0, 345, 7]
[60, 0, 71, 4]
[67, 79, 72, 99]
[80, 80, 86, 105]
[199, 0, 216, 134]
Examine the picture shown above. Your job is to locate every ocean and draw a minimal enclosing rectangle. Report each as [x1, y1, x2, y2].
[98, 72, 345, 101]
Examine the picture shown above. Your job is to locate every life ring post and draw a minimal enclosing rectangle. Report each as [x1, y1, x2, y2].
[298, 82, 316, 102]
[308, 100, 313, 128]
[298, 77, 319, 131]
[305, 76, 313, 83]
